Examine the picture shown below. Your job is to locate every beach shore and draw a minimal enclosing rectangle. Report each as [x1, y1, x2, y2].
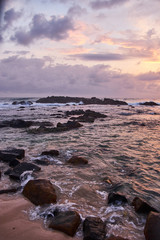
[0, 195, 81, 240]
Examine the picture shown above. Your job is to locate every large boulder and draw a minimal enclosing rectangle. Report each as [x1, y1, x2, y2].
[108, 192, 128, 205]
[144, 211, 160, 240]
[83, 216, 106, 240]
[9, 162, 41, 180]
[0, 148, 25, 163]
[23, 179, 57, 205]
[49, 210, 81, 236]
[132, 197, 158, 214]
[67, 156, 88, 165]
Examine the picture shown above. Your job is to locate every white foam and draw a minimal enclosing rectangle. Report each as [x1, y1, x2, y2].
[20, 171, 34, 187]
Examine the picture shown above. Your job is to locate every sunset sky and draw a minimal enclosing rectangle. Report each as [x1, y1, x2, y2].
[1, 0, 160, 98]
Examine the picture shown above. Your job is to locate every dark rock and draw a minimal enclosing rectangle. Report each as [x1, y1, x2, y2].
[0, 148, 25, 163]
[49, 210, 81, 237]
[41, 150, 59, 156]
[4, 168, 12, 175]
[107, 236, 129, 240]
[144, 211, 160, 240]
[67, 156, 88, 165]
[23, 179, 57, 205]
[9, 159, 20, 167]
[34, 158, 50, 166]
[0, 119, 32, 128]
[0, 171, 1, 179]
[12, 100, 33, 105]
[36, 96, 128, 105]
[132, 197, 158, 214]
[0, 187, 21, 194]
[28, 121, 83, 134]
[66, 109, 85, 116]
[139, 101, 159, 106]
[83, 216, 106, 240]
[9, 162, 41, 180]
[108, 192, 128, 205]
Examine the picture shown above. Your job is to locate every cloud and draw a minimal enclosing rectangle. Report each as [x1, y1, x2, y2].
[1, 55, 160, 98]
[11, 13, 74, 45]
[67, 5, 87, 16]
[3, 8, 22, 29]
[71, 53, 127, 61]
[90, 0, 129, 9]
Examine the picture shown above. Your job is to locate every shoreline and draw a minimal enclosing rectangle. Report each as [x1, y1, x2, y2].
[0, 195, 81, 240]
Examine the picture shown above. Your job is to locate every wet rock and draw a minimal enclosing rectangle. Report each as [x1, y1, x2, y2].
[107, 236, 129, 240]
[4, 168, 12, 175]
[12, 100, 33, 105]
[41, 150, 59, 156]
[9, 159, 20, 167]
[28, 121, 83, 134]
[83, 216, 106, 240]
[67, 156, 88, 165]
[23, 179, 57, 206]
[34, 159, 50, 166]
[139, 101, 159, 106]
[49, 211, 81, 237]
[66, 109, 85, 116]
[0, 119, 32, 128]
[9, 162, 41, 180]
[0, 187, 21, 194]
[108, 192, 128, 205]
[144, 211, 160, 240]
[0, 148, 25, 163]
[132, 197, 158, 214]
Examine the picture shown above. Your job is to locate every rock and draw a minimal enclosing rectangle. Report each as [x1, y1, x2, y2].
[83, 216, 106, 240]
[0, 119, 32, 128]
[9, 162, 41, 180]
[0, 171, 1, 179]
[66, 109, 85, 116]
[9, 159, 20, 167]
[139, 101, 159, 106]
[67, 156, 88, 165]
[132, 197, 158, 214]
[4, 168, 12, 175]
[108, 192, 128, 205]
[49, 211, 81, 237]
[34, 159, 50, 166]
[0, 187, 21, 194]
[41, 150, 59, 156]
[144, 211, 160, 240]
[107, 236, 129, 240]
[12, 100, 33, 105]
[0, 148, 25, 163]
[36, 96, 128, 105]
[23, 179, 57, 205]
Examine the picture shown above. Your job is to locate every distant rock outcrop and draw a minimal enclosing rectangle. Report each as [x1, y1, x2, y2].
[36, 96, 128, 105]
[139, 101, 159, 106]
[12, 100, 33, 105]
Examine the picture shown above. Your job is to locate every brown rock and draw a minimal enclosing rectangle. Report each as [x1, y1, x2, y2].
[67, 156, 88, 165]
[22, 179, 57, 205]
[144, 211, 160, 240]
[132, 197, 158, 214]
[49, 211, 81, 237]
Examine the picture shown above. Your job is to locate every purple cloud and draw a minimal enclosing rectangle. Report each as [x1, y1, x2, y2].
[71, 53, 127, 61]
[12, 14, 74, 45]
[68, 5, 87, 16]
[90, 0, 129, 9]
[4, 8, 22, 29]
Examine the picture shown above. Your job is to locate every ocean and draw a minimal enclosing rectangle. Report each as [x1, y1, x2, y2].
[0, 97, 160, 239]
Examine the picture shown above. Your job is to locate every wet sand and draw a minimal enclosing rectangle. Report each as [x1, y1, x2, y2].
[0, 195, 81, 240]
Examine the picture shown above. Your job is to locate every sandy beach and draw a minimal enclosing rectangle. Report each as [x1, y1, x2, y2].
[0, 195, 82, 240]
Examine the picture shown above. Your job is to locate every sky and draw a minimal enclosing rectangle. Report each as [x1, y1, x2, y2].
[0, 0, 160, 98]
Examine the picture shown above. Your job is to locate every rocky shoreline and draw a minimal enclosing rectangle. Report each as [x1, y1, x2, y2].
[0, 148, 159, 240]
[36, 96, 128, 105]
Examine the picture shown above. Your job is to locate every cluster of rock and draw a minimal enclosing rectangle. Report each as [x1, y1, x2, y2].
[12, 100, 33, 105]
[36, 96, 128, 105]
[0, 148, 159, 240]
[0, 119, 53, 129]
[139, 101, 159, 106]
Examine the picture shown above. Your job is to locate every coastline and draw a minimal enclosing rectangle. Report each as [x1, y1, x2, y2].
[0, 195, 82, 240]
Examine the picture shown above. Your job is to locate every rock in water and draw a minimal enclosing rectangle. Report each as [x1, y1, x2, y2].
[9, 162, 41, 180]
[23, 179, 57, 205]
[144, 212, 160, 240]
[0, 148, 25, 163]
[108, 192, 128, 205]
[83, 217, 106, 240]
[41, 150, 59, 156]
[49, 211, 81, 237]
[67, 156, 88, 165]
[132, 197, 158, 214]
